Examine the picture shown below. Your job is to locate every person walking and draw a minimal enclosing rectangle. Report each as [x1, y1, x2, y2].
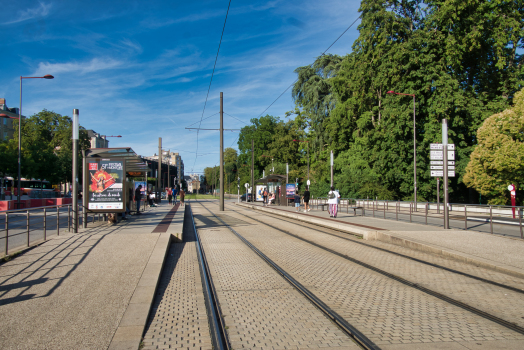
[168, 187, 173, 205]
[294, 190, 301, 212]
[173, 187, 178, 205]
[327, 186, 341, 218]
[134, 185, 142, 214]
[303, 188, 310, 212]
[179, 188, 185, 207]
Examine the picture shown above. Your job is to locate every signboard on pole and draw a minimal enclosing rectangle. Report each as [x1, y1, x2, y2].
[430, 144, 456, 177]
[86, 158, 125, 212]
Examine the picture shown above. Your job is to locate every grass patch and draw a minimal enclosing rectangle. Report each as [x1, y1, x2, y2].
[185, 194, 217, 200]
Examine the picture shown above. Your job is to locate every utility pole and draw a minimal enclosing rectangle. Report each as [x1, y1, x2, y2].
[72, 109, 79, 233]
[158, 137, 162, 203]
[251, 139, 254, 202]
[220, 92, 224, 211]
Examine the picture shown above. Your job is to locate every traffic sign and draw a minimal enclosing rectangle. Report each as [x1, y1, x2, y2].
[431, 170, 455, 177]
[430, 143, 455, 150]
[430, 150, 455, 160]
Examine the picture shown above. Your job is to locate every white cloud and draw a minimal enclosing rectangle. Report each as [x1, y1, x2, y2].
[33, 58, 124, 76]
[2, 1, 52, 25]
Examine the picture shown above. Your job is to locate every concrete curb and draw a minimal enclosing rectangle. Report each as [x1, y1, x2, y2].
[236, 203, 524, 280]
[108, 232, 172, 350]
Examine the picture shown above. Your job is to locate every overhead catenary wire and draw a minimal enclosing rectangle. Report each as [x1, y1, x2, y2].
[191, 0, 232, 173]
[256, 14, 362, 119]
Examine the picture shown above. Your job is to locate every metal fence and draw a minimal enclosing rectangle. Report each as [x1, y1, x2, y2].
[0, 202, 149, 258]
[309, 198, 524, 239]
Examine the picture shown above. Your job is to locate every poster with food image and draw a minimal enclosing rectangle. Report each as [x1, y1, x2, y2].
[87, 159, 125, 211]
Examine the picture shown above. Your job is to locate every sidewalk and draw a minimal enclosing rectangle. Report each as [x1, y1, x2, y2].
[0, 202, 183, 350]
[237, 201, 524, 280]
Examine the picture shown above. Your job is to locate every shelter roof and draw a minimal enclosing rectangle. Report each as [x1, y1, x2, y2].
[85, 147, 150, 174]
[256, 174, 286, 184]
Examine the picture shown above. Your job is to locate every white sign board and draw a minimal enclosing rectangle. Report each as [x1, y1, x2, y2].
[431, 170, 455, 177]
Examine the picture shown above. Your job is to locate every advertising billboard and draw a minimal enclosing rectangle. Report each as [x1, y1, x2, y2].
[286, 183, 296, 198]
[86, 158, 125, 212]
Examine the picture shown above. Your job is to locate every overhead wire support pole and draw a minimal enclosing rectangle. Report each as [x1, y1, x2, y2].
[220, 92, 224, 211]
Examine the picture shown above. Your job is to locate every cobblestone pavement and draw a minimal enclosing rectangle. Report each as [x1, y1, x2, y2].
[142, 242, 212, 350]
[239, 206, 524, 329]
[143, 205, 212, 350]
[192, 203, 362, 350]
[206, 202, 524, 349]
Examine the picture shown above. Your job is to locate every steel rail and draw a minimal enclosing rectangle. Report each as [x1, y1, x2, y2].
[250, 208, 524, 294]
[198, 201, 380, 350]
[188, 204, 230, 350]
[229, 204, 524, 336]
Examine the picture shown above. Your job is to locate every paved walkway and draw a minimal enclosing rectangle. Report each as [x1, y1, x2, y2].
[0, 202, 182, 350]
[237, 201, 524, 279]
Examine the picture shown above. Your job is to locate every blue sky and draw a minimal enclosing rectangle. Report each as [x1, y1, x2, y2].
[1, 0, 362, 174]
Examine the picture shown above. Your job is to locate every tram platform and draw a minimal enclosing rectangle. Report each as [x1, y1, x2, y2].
[237, 201, 524, 280]
[0, 202, 183, 350]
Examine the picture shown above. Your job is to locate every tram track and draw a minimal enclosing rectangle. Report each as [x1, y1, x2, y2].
[195, 201, 380, 350]
[235, 204, 524, 295]
[216, 202, 524, 337]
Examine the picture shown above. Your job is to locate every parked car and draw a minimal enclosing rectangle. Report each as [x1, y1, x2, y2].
[240, 193, 253, 202]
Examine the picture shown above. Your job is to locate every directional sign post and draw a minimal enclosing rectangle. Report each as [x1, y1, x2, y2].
[430, 144, 455, 177]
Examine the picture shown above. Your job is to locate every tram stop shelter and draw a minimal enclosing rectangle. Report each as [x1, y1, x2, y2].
[255, 174, 287, 205]
[82, 148, 150, 217]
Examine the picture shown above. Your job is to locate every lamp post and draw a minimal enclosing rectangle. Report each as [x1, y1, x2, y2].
[387, 90, 417, 210]
[0, 113, 18, 200]
[292, 139, 309, 183]
[17, 74, 54, 208]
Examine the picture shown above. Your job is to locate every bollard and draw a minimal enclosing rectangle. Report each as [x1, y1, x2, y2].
[27, 210, 30, 247]
[520, 208, 523, 239]
[68, 205, 71, 232]
[5, 212, 9, 256]
[490, 206, 493, 234]
[425, 203, 428, 225]
[383, 201, 386, 219]
[409, 203, 412, 223]
[44, 208, 47, 241]
[396, 201, 398, 221]
[57, 206, 60, 236]
[464, 205, 467, 230]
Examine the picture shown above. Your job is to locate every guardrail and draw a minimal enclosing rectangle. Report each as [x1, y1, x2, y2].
[310, 198, 524, 238]
[0, 202, 150, 258]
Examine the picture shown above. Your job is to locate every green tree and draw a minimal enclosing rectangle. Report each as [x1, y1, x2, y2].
[463, 88, 524, 204]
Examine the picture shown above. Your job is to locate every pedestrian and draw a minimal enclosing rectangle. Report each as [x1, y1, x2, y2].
[303, 188, 310, 212]
[263, 187, 268, 206]
[327, 186, 341, 218]
[173, 187, 178, 205]
[179, 188, 185, 206]
[134, 185, 142, 214]
[168, 187, 173, 205]
[294, 190, 301, 212]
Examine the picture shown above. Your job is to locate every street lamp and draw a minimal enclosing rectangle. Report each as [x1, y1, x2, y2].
[17, 74, 54, 208]
[292, 139, 309, 184]
[387, 90, 416, 210]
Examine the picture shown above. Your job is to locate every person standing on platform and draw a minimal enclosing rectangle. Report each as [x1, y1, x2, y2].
[262, 188, 268, 206]
[327, 186, 340, 218]
[303, 188, 310, 212]
[134, 185, 142, 214]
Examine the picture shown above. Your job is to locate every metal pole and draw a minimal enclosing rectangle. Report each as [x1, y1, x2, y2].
[437, 177, 440, 214]
[307, 143, 309, 183]
[413, 95, 417, 211]
[465, 205, 468, 230]
[72, 109, 79, 233]
[26, 210, 29, 247]
[43, 208, 47, 241]
[443, 119, 449, 229]
[251, 139, 254, 202]
[330, 150, 334, 187]
[220, 92, 224, 211]
[158, 138, 162, 203]
[17, 77, 22, 208]
[82, 150, 87, 228]
[4, 212, 8, 256]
